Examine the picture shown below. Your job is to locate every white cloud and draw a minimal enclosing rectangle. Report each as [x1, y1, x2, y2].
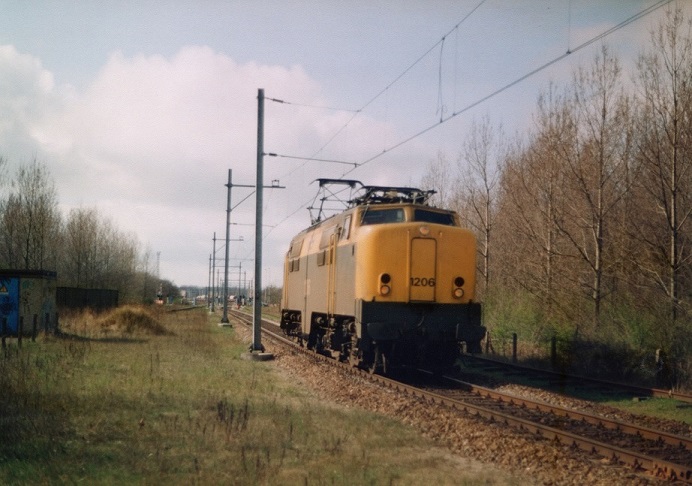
[1, 44, 421, 286]
[0, 45, 62, 162]
[3, 2, 692, 289]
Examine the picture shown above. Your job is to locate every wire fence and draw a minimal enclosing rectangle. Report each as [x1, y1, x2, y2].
[483, 330, 688, 391]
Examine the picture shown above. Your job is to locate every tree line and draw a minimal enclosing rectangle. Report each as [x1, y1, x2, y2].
[0, 156, 174, 304]
[421, 8, 691, 387]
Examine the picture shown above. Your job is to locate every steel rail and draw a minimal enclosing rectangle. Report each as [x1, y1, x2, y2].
[439, 374, 692, 451]
[227, 310, 691, 482]
[389, 381, 691, 483]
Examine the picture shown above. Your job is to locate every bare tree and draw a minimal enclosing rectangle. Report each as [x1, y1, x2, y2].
[140, 246, 154, 303]
[59, 207, 141, 299]
[0, 158, 60, 270]
[498, 83, 575, 321]
[634, 7, 692, 324]
[455, 116, 505, 297]
[0, 156, 6, 267]
[61, 207, 100, 287]
[420, 151, 455, 208]
[0, 156, 147, 303]
[551, 46, 633, 331]
[0, 155, 7, 193]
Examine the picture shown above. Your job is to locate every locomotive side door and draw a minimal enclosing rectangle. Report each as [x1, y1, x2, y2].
[327, 232, 337, 315]
[409, 237, 436, 302]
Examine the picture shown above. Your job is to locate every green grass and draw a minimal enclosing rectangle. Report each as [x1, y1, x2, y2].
[0, 306, 512, 485]
[458, 361, 691, 425]
[601, 397, 692, 425]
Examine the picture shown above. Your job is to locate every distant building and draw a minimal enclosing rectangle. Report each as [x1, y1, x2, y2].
[0, 269, 58, 336]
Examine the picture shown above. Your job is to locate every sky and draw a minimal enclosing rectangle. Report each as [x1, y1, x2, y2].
[0, 0, 689, 289]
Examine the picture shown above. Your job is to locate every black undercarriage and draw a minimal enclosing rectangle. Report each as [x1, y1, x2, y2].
[280, 302, 485, 374]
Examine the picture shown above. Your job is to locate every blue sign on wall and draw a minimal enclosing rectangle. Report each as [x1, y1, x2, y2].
[0, 277, 19, 334]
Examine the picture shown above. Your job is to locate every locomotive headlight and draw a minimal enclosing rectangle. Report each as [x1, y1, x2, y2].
[453, 276, 465, 299]
[419, 225, 430, 236]
[379, 273, 391, 296]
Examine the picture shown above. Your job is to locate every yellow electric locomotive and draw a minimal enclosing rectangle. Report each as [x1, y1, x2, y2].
[280, 180, 485, 372]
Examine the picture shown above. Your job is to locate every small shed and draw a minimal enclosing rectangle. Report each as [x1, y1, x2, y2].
[0, 269, 58, 336]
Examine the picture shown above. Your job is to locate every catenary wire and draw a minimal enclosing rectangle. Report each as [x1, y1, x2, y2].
[269, 0, 488, 181]
[245, 0, 674, 262]
[337, 0, 673, 178]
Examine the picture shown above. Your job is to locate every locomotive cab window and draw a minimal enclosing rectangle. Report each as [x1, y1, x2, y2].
[361, 208, 405, 225]
[289, 238, 304, 258]
[341, 215, 352, 240]
[413, 209, 456, 226]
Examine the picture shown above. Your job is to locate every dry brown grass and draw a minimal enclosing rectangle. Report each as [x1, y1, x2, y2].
[2, 307, 516, 485]
[58, 305, 171, 338]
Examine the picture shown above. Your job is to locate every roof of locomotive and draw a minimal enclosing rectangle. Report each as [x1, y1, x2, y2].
[348, 185, 436, 207]
[290, 180, 454, 245]
[308, 179, 437, 223]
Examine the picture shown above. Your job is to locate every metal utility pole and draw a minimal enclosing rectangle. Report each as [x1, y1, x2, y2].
[238, 262, 242, 304]
[241, 89, 284, 361]
[251, 88, 266, 353]
[219, 169, 253, 324]
[221, 169, 233, 324]
[207, 254, 212, 309]
[211, 232, 217, 312]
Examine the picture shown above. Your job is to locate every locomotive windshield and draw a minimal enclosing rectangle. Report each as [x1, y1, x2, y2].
[361, 208, 405, 225]
[413, 209, 456, 226]
[360, 207, 456, 226]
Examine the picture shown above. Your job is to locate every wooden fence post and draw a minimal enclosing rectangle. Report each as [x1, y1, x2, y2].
[512, 332, 517, 363]
[18, 315, 23, 349]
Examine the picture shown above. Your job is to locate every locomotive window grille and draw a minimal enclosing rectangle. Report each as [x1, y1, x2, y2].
[413, 209, 456, 226]
[289, 258, 300, 272]
[360, 208, 405, 225]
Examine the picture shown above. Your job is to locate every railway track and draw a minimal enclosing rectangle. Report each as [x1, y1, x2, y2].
[406, 370, 691, 476]
[227, 310, 691, 483]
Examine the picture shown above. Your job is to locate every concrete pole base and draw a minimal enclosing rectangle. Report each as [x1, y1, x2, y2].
[241, 351, 274, 362]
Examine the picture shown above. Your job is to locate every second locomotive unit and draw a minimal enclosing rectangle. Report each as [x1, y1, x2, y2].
[280, 180, 485, 372]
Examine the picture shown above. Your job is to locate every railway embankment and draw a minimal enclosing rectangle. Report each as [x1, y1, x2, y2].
[231, 311, 689, 485]
[0, 306, 522, 484]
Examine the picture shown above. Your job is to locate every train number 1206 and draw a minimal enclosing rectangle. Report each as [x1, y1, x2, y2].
[410, 277, 435, 287]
